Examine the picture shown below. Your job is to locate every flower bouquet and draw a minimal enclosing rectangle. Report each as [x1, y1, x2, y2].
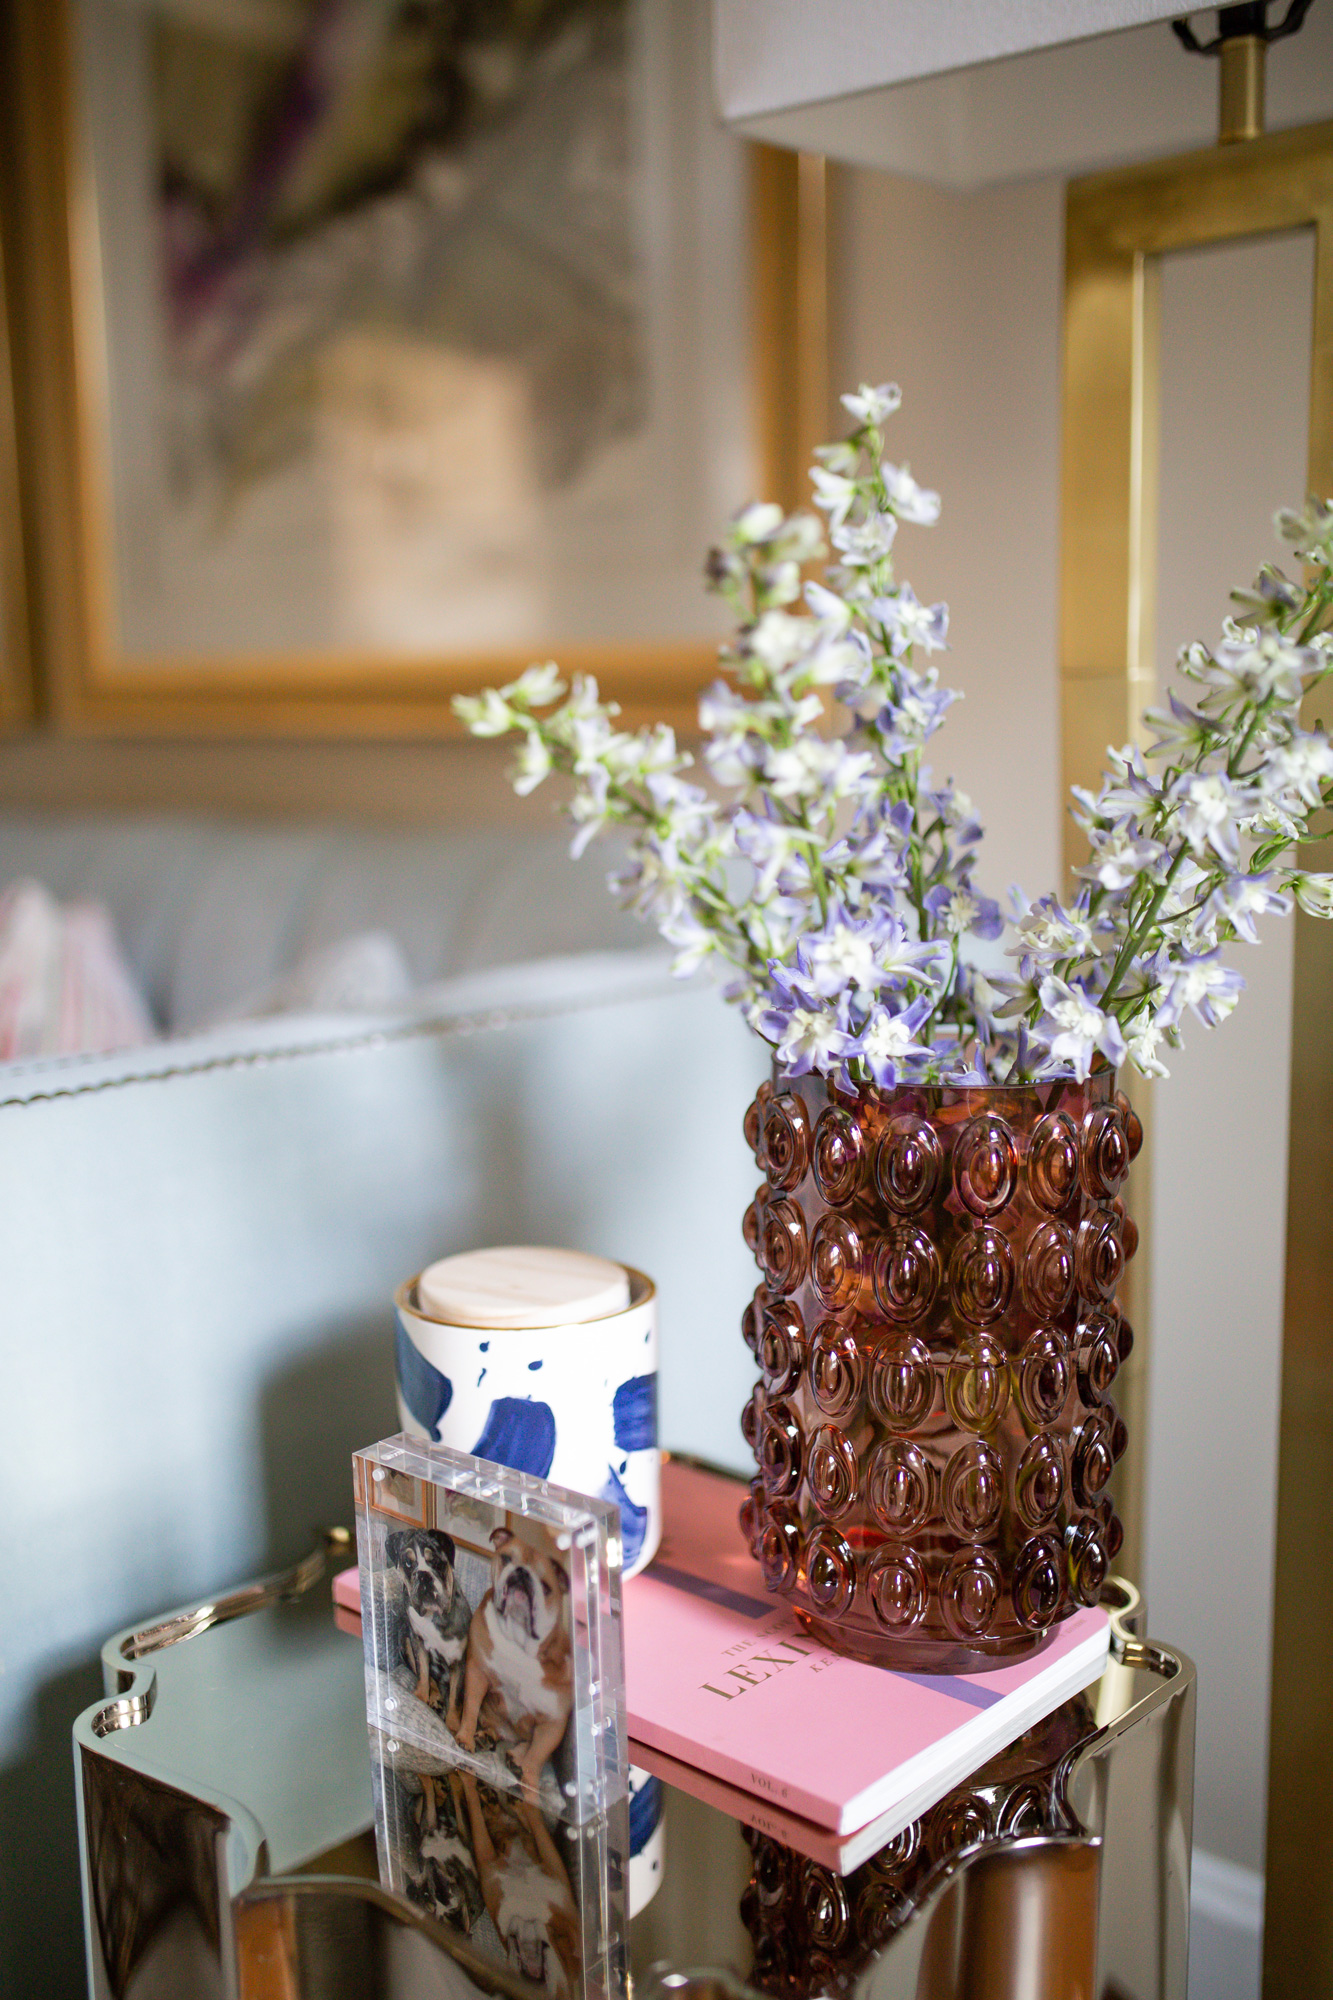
[456, 383, 1333, 1665]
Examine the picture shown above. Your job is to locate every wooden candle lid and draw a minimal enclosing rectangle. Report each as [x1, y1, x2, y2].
[416, 1244, 631, 1329]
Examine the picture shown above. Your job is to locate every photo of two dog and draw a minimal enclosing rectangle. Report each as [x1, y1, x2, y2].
[375, 1519, 586, 1995]
[388, 1521, 574, 1798]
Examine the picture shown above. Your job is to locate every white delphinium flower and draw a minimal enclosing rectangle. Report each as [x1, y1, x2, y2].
[830, 512, 899, 570]
[1080, 822, 1167, 893]
[505, 661, 565, 707]
[732, 812, 806, 901]
[609, 841, 686, 925]
[1099, 742, 1160, 818]
[1260, 732, 1333, 808]
[798, 912, 888, 1004]
[644, 771, 715, 847]
[844, 998, 936, 1087]
[804, 579, 854, 630]
[1239, 796, 1306, 844]
[1169, 772, 1243, 866]
[805, 631, 872, 688]
[732, 501, 785, 544]
[1201, 629, 1313, 706]
[1009, 895, 1094, 965]
[568, 767, 612, 857]
[452, 686, 513, 735]
[1144, 691, 1217, 759]
[752, 986, 853, 1077]
[1125, 1018, 1172, 1079]
[1288, 872, 1333, 918]
[809, 468, 859, 529]
[1036, 977, 1128, 1080]
[841, 382, 902, 426]
[511, 732, 552, 796]
[659, 903, 716, 977]
[881, 463, 941, 526]
[873, 586, 949, 657]
[1276, 495, 1333, 562]
[813, 439, 859, 473]
[742, 611, 816, 674]
[761, 737, 876, 806]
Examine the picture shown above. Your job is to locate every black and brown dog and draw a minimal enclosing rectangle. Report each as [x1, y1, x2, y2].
[402, 1772, 486, 1938]
[385, 1527, 474, 1725]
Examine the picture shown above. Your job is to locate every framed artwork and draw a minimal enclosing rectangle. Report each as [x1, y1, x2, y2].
[7, 0, 822, 735]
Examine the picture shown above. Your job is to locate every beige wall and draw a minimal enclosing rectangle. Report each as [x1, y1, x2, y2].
[829, 164, 1066, 907]
[1147, 228, 1310, 1879]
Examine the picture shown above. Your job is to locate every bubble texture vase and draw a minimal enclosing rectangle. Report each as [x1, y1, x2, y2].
[739, 1071, 1139, 1668]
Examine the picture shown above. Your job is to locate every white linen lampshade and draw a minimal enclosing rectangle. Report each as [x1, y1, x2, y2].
[713, 0, 1333, 186]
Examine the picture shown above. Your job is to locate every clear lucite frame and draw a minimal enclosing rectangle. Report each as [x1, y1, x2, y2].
[353, 1434, 628, 1998]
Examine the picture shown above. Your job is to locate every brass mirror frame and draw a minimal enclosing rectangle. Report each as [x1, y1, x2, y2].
[1061, 119, 1333, 2000]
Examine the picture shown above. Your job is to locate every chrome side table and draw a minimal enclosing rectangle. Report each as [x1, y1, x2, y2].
[74, 1538, 1193, 2000]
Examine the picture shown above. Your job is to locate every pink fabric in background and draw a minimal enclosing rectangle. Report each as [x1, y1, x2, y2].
[0, 880, 157, 1060]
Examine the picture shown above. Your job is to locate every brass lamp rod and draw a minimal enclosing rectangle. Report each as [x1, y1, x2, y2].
[1172, 0, 1314, 144]
[1220, 29, 1266, 143]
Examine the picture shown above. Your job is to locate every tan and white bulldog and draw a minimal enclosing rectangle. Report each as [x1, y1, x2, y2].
[455, 1770, 581, 2000]
[453, 1526, 573, 1796]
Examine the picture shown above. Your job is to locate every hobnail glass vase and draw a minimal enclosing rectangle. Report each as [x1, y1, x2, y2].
[739, 1069, 1140, 1669]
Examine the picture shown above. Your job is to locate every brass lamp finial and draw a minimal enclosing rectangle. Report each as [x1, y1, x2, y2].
[1172, 0, 1314, 144]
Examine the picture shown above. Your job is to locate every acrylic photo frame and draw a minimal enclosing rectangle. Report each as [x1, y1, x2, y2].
[353, 1435, 629, 1998]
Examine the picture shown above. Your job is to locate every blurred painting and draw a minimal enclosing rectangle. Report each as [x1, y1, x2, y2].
[62, 0, 771, 696]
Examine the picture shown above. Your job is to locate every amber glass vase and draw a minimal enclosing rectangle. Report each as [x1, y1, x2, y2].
[739, 1070, 1139, 1668]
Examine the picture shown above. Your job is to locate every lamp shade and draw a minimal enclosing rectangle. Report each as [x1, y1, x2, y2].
[713, 0, 1333, 186]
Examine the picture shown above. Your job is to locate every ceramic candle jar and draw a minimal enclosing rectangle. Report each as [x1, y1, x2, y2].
[393, 1245, 662, 1577]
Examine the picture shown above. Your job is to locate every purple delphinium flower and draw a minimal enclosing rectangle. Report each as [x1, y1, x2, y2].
[1203, 872, 1292, 944]
[924, 880, 1004, 941]
[1156, 951, 1246, 1030]
[875, 671, 957, 758]
[869, 584, 949, 658]
[1035, 976, 1128, 1081]
[840, 992, 937, 1088]
[752, 968, 853, 1077]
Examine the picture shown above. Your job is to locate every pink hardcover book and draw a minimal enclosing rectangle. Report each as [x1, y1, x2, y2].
[335, 1459, 1110, 1842]
[620, 1460, 1109, 1838]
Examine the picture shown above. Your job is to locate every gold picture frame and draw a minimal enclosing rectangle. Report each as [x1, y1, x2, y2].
[0, 165, 33, 733]
[1061, 121, 1333, 1998]
[3, 0, 823, 739]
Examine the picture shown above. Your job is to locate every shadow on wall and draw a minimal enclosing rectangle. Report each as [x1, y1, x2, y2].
[259, 1315, 400, 1563]
[0, 1654, 107, 2000]
[0, 1314, 398, 2000]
